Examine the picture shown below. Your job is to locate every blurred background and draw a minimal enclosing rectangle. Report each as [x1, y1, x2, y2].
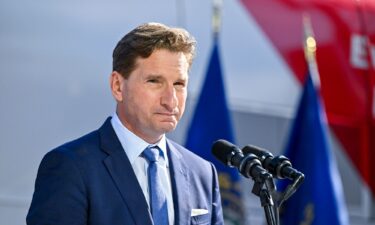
[0, 0, 374, 224]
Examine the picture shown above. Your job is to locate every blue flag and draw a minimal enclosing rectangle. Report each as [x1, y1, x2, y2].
[279, 73, 349, 225]
[185, 39, 244, 224]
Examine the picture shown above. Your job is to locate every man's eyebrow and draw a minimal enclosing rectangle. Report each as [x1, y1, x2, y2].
[145, 74, 163, 79]
[176, 77, 187, 82]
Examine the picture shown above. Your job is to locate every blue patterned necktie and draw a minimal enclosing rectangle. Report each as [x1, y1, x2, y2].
[143, 146, 169, 225]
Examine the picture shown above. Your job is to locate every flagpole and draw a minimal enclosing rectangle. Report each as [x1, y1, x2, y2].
[212, 0, 222, 39]
[303, 14, 320, 89]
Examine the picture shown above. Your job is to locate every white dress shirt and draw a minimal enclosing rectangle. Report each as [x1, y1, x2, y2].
[111, 113, 174, 225]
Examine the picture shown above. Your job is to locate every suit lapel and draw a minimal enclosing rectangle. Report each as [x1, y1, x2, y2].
[167, 140, 191, 225]
[99, 118, 153, 225]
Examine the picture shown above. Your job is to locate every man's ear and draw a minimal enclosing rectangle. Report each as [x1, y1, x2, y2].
[110, 71, 124, 102]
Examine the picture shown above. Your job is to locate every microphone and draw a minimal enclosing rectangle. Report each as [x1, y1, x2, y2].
[242, 145, 304, 180]
[211, 139, 271, 180]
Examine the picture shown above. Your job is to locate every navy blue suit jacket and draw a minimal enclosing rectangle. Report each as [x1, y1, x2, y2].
[27, 118, 223, 225]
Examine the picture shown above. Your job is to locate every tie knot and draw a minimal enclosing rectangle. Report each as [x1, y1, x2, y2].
[143, 146, 161, 162]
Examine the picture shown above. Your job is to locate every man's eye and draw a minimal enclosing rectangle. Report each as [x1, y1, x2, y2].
[147, 79, 159, 83]
[174, 82, 186, 87]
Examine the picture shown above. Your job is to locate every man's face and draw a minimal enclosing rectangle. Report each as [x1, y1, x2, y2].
[111, 49, 189, 143]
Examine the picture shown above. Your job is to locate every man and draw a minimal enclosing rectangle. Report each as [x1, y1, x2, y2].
[26, 22, 224, 225]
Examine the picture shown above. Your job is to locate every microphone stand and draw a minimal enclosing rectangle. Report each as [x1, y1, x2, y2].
[251, 172, 279, 225]
[250, 171, 304, 225]
[275, 173, 304, 208]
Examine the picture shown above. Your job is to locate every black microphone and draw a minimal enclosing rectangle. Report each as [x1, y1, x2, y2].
[211, 139, 272, 180]
[242, 145, 304, 180]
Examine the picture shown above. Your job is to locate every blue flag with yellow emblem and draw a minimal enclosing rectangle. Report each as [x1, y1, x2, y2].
[185, 38, 244, 225]
[279, 72, 349, 225]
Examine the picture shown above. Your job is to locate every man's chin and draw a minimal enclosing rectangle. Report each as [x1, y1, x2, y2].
[157, 122, 177, 133]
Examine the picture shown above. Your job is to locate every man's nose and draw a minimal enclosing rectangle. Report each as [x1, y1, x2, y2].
[161, 85, 177, 111]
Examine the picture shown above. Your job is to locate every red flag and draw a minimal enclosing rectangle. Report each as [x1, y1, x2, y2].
[239, 0, 375, 195]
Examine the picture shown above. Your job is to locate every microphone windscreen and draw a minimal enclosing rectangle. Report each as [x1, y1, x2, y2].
[242, 145, 269, 157]
[211, 139, 238, 164]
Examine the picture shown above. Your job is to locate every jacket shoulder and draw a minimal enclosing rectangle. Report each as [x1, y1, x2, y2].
[51, 129, 101, 157]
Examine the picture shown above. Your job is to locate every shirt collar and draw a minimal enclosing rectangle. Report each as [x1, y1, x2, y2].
[110, 113, 168, 166]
